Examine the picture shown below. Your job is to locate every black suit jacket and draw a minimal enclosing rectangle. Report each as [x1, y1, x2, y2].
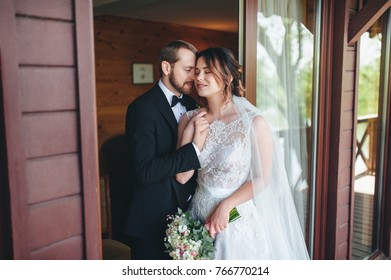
[124, 83, 200, 239]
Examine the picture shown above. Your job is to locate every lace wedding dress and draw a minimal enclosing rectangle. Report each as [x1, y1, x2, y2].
[187, 109, 271, 259]
[186, 96, 309, 260]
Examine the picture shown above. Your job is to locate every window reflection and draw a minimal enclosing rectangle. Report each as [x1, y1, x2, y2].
[256, 0, 318, 250]
[353, 19, 383, 260]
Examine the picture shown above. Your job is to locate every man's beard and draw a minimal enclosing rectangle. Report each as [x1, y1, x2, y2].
[169, 72, 193, 95]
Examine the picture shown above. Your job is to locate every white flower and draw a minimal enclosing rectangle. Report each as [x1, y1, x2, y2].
[178, 225, 187, 234]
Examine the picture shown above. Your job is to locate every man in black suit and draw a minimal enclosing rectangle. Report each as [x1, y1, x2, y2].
[124, 40, 207, 259]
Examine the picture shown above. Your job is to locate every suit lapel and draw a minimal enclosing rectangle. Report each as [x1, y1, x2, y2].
[151, 85, 178, 135]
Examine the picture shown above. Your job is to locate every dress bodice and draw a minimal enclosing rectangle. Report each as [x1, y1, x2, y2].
[197, 112, 253, 191]
[186, 109, 255, 219]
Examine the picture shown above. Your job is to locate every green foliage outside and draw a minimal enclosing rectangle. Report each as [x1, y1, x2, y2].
[358, 56, 380, 117]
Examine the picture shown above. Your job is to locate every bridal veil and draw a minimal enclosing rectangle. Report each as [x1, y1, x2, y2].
[233, 95, 309, 259]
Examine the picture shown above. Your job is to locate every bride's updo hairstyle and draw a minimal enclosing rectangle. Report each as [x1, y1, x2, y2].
[196, 48, 245, 103]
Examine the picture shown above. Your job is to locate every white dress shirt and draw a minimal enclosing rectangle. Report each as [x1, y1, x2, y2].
[158, 80, 200, 156]
[158, 80, 186, 123]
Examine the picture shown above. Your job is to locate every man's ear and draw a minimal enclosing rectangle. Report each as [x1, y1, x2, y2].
[161, 61, 171, 76]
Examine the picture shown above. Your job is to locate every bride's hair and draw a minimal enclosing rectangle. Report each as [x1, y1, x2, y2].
[196, 48, 246, 103]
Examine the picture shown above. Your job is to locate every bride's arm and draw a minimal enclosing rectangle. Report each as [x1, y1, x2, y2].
[205, 115, 274, 238]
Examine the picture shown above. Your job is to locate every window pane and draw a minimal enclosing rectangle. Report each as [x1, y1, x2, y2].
[353, 18, 383, 260]
[256, 0, 318, 253]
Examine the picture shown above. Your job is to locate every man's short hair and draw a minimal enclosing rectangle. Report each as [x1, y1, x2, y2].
[158, 40, 198, 65]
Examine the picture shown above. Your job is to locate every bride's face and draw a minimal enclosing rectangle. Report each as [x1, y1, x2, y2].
[195, 57, 224, 98]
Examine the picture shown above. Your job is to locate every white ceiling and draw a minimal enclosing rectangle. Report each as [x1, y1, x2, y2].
[93, 0, 239, 33]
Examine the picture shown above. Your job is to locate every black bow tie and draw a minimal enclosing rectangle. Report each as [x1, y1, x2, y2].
[171, 95, 188, 107]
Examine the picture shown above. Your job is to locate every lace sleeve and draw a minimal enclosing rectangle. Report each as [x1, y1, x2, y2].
[185, 109, 201, 120]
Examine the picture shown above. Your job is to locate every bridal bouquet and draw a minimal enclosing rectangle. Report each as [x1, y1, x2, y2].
[164, 208, 240, 260]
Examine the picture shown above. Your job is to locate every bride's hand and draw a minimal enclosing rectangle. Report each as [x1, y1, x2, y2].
[204, 202, 231, 239]
[192, 110, 209, 151]
[181, 108, 207, 145]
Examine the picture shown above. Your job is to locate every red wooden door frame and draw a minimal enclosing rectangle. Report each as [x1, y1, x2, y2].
[0, 0, 101, 259]
[75, 0, 101, 260]
[0, 0, 30, 259]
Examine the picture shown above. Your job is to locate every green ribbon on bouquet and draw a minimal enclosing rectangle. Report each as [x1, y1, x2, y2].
[228, 207, 241, 223]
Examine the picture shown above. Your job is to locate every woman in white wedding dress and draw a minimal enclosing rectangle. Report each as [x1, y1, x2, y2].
[176, 48, 309, 260]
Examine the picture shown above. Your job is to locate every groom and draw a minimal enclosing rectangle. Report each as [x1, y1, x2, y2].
[124, 40, 205, 259]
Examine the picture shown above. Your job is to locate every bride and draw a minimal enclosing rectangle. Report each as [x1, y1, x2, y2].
[176, 47, 309, 260]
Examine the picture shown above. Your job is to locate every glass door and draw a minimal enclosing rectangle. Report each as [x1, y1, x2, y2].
[352, 11, 390, 259]
[255, 0, 321, 257]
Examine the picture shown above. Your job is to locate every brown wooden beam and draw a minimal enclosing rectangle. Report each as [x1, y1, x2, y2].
[244, 0, 257, 105]
[348, 0, 391, 46]
[74, 0, 101, 260]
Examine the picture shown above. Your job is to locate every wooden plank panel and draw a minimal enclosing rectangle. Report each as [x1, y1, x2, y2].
[343, 71, 356, 92]
[98, 118, 126, 129]
[26, 154, 81, 204]
[98, 118, 125, 129]
[339, 148, 352, 169]
[95, 47, 157, 61]
[28, 196, 83, 251]
[338, 167, 352, 188]
[19, 67, 77, 112]
[30, 235, 83, 260]
[338, 205, 350, 226]
[16, 0, 73, 21]
[23, 112, 79, 158]
[345, 49, 356, 71]
[16, 17, 75, 66]
[337, 241, 348, 259]
[340, 130, 353, 149]
[96, 89, 136, 107]
[338, 185, 351, 207]
[97, 105, 128, 118]
[96, 59, 131, 75]
[96, 75, 132, 85]
[342, 110, 354, 130]
[342, 90, 354, 111]
[94, 17, 237, 50]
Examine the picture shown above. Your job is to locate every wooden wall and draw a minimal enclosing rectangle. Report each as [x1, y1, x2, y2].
[0, 0, 100, 259]
[94, 15, 238, 155]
